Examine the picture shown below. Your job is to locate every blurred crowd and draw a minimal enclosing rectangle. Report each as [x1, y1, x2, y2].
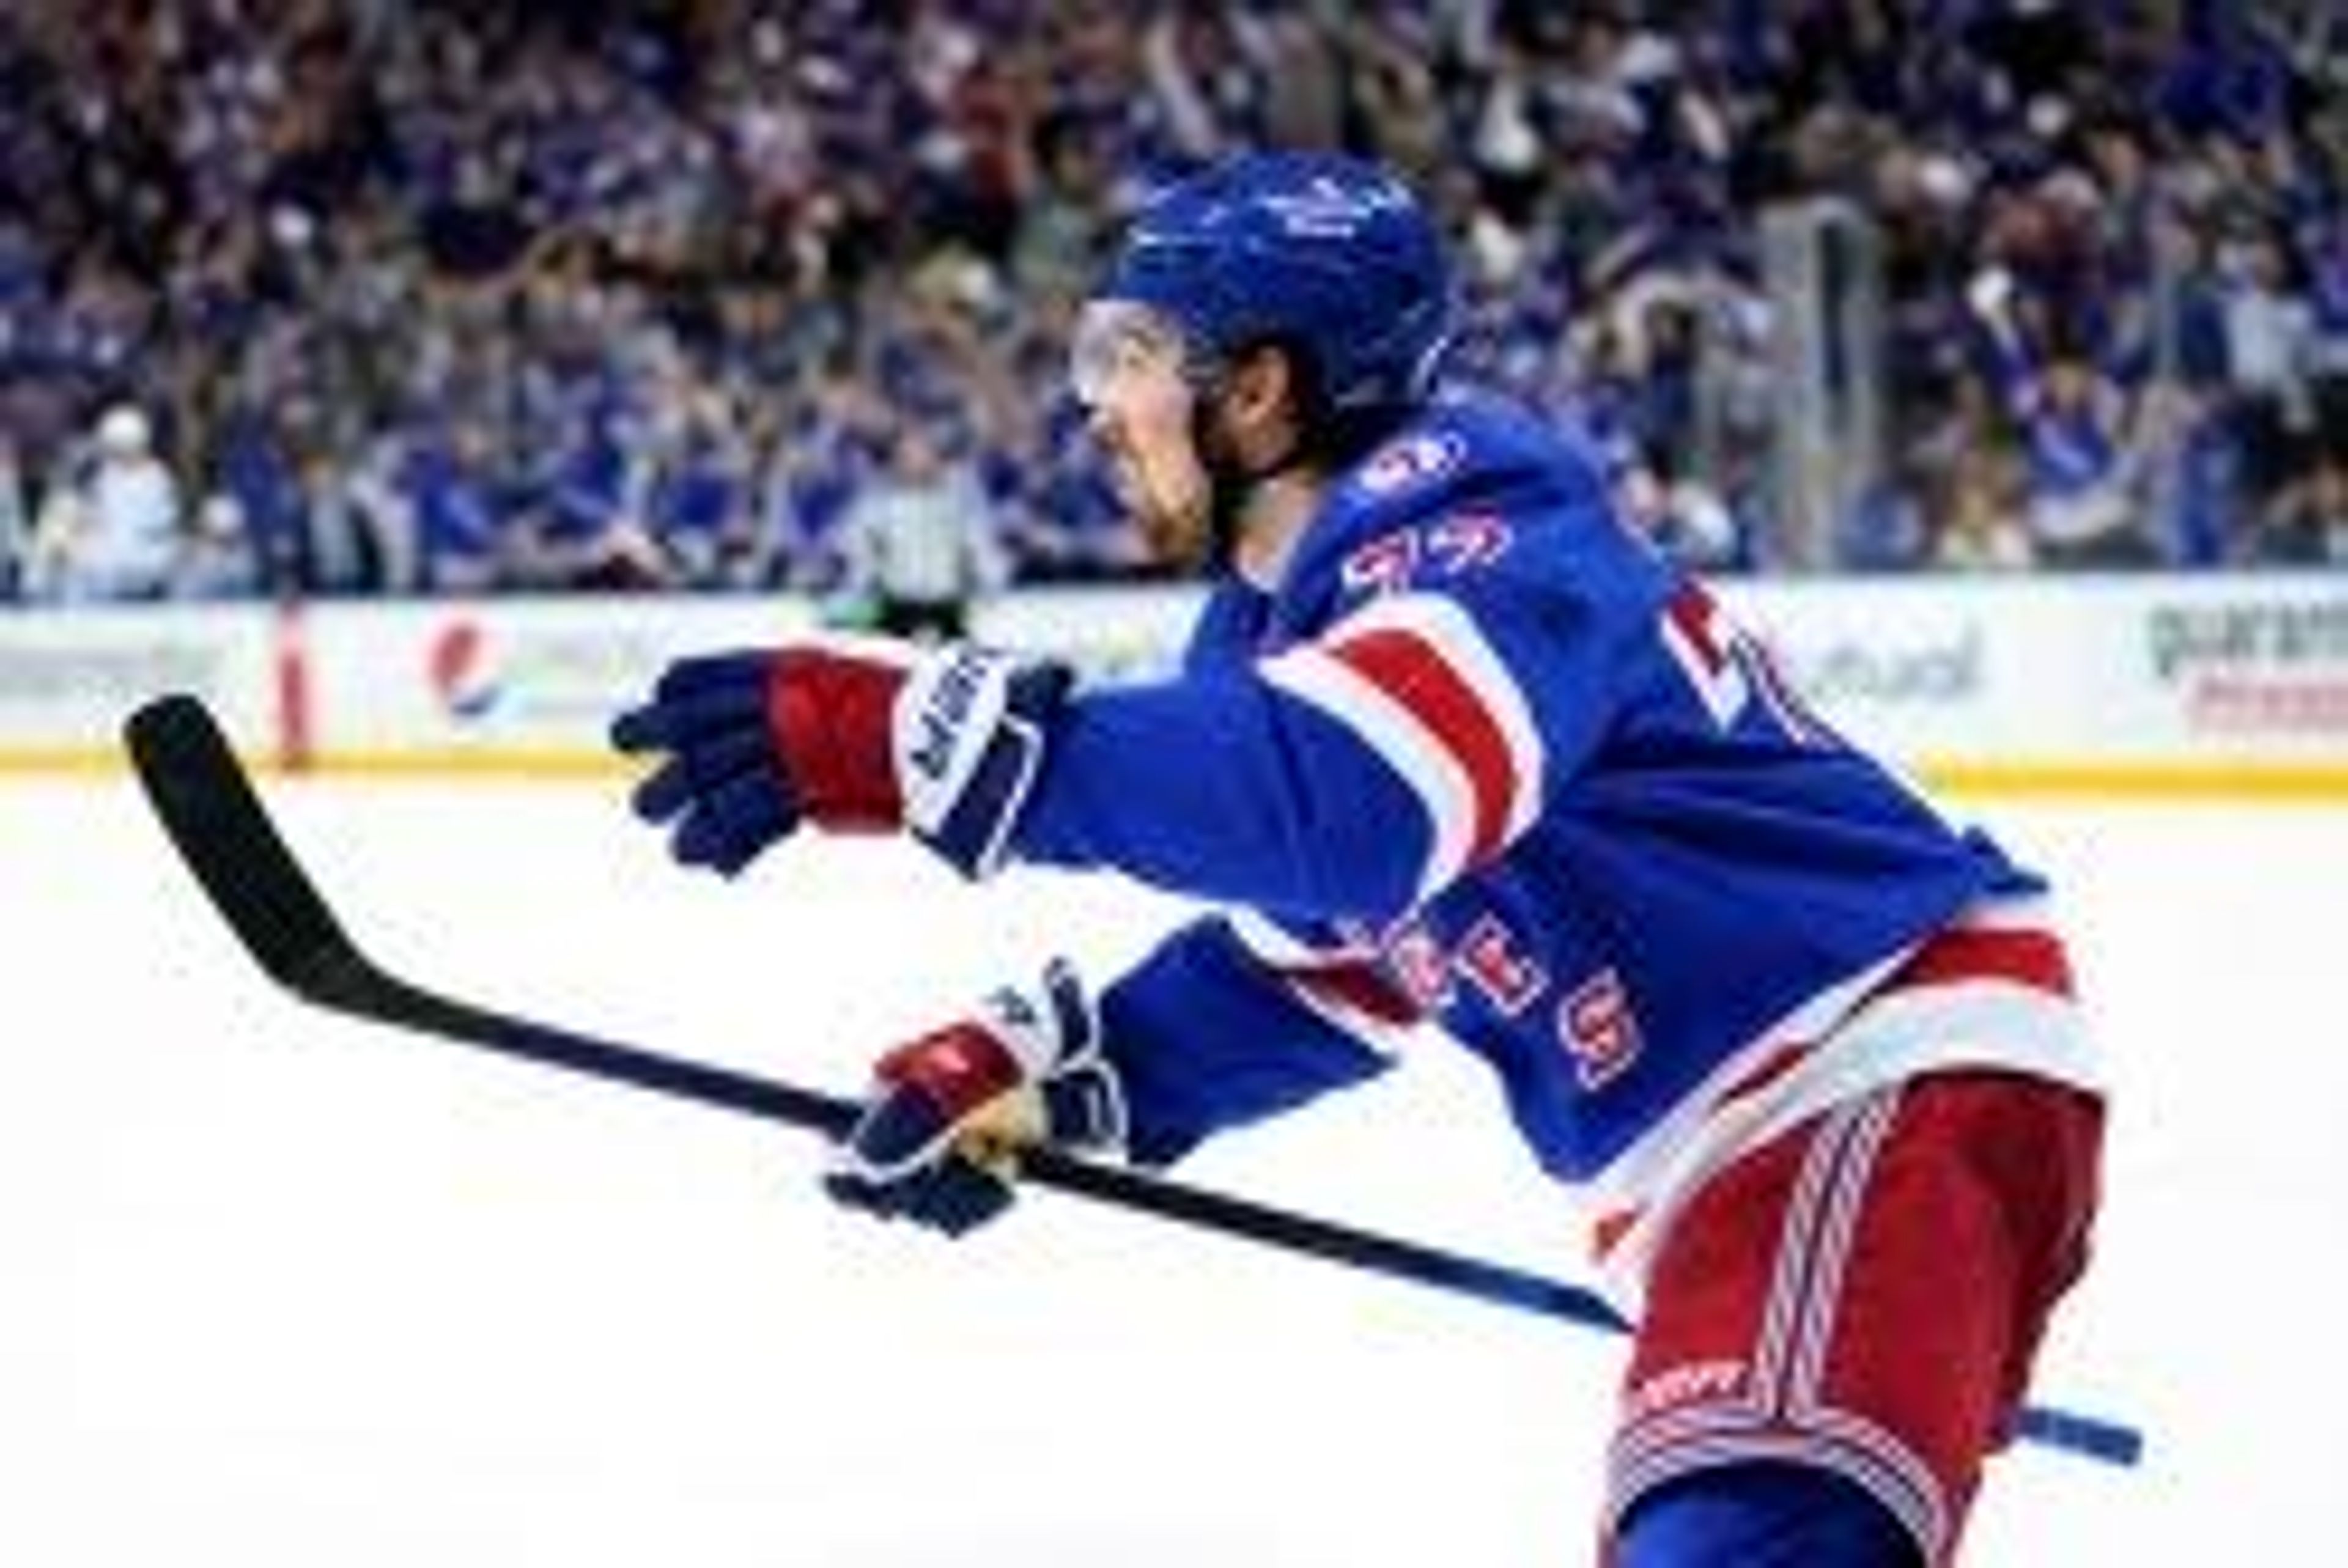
[2, 0, 2345, 606]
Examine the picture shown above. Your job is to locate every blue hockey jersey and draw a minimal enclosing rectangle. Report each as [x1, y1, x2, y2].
[1010, 392, 2083, 1264]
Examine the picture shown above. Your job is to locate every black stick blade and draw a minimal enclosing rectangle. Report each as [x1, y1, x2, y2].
[124, 693, 359, 999]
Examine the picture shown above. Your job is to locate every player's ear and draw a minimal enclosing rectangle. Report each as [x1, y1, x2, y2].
[1221, 341, 1305, 441]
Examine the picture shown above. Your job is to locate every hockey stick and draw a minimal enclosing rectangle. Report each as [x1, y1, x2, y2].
[124, 692, 2143, 1470]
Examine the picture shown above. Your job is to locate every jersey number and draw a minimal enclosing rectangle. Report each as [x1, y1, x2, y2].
[1658, 582, 1827, 745]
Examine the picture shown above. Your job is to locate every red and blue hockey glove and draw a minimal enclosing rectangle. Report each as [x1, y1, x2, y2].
[609, 641, 1068, 880]
[822, 959, 1127, 1236]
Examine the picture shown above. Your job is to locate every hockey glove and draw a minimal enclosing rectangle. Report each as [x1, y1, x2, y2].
[823, 959, 1127, 1236]
[609, 641, 1069, 879]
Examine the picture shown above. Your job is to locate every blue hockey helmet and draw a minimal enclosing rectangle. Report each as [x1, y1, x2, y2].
[1094, 152, 1458, 417]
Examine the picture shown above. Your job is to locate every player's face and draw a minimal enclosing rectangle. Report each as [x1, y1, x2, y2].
[1069, 301, 1216, 569]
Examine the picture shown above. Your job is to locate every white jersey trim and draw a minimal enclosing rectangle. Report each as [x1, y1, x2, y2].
[1224, 911, 1419, 1059]
[1261, 594, 1545, 904]
[1585, 897, 2103, 1314]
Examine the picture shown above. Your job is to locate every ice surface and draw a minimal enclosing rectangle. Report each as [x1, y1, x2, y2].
[2, 775, 2340, 1564]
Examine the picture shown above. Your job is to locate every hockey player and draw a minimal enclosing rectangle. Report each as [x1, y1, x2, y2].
[610, 152, 2103, 1566]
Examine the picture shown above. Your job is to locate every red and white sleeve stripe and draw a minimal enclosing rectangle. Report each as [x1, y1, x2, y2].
[1225, 911, 1423, 1058]
[1261, 594, 1546, 903]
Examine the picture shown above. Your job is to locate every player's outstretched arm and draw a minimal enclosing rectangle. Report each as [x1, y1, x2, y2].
[822, 918, 1406, 1232]
[609, 640, 1068, 880]
[1098, 915, 1406, 1167]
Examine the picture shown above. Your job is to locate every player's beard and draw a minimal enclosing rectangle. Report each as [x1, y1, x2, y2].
[1121, 443, 1213, 570]
[1108, 398, 1217, 572]
[1109, 385, 1265, 576]
[1192, 402, 1254, 573]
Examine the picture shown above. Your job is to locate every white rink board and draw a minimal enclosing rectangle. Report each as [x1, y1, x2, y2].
[0, 603, 279, 760]
[3, 775, 2343, 1564]
[295, 595, 822, 763]
[4, 573, 2344, 791]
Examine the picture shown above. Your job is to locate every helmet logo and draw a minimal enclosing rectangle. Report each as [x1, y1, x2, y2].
[1264, 174, 1411, 240]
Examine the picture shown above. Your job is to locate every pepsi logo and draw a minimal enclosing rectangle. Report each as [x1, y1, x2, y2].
[427, 617, 501, 721]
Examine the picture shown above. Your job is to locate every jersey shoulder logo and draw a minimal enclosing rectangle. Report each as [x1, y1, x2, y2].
[1355, 430, 1466, 497]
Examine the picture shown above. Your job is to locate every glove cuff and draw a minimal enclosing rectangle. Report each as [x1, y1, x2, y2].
[893, 645, 1069, 879]
[766, 647, 908, 831]
[1039, 1058, 1129, 1155]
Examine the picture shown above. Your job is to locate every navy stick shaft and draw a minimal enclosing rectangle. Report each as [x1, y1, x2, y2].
[327, 954, 2147, 1470]
[125, 693, 2144, 1471]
